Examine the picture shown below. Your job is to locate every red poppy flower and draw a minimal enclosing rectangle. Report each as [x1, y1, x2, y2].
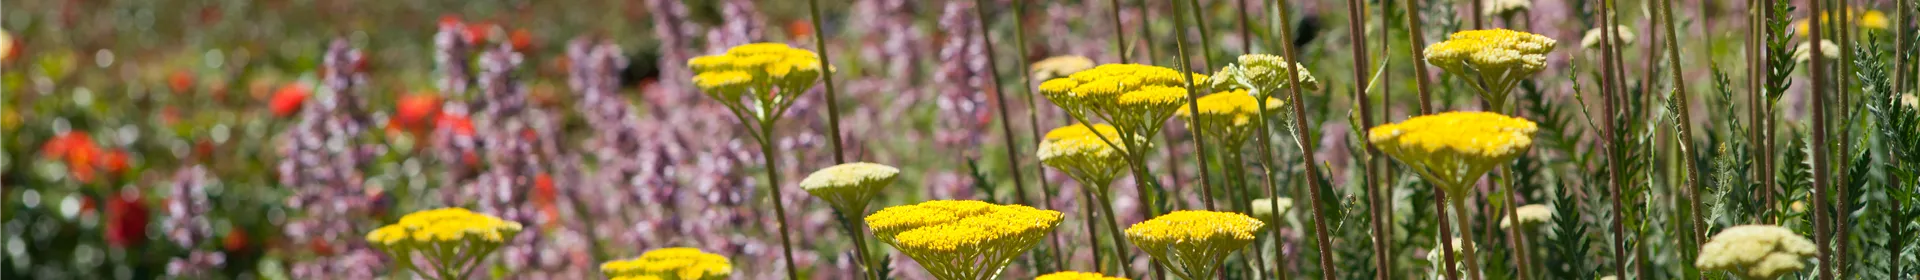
[168, 71, 195, 93]
[533, 173, 559, 224]
[393, 94, 441, 131]
[104, 193, 149, 248]
[97, 150, 130, 174]
[510, 28, 534, 52]
[269, 84, 309, 117]
[41, 131, 92, 159]
[65, 143, 101, 183]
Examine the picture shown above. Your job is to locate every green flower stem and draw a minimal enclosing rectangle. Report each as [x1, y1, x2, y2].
[1597, 0, 1634, 278]
[1250, 95, 1292, 280]
[1449, 197, 1488, 280]
[972, 0, 1037, 227]
[1096, 189, 1142, 279]
[1656, 0, 1709, 275]
[806, 0, 846, 165]
[1804, 0, 1838, 277]
[1270, 0, 1340, 277]
[1339, 0, 1393, 275]
[1110, 0, 1131, 63]
[1008, 0, 1069, 270]
[1171, 0, 1222, 212]
[836, 209, 880, 280]
[1080, 184, 1109, 273]
[1184, 0, 1217, 69]
[756, 123, 804, 280]
[1400, 0, 1436, 115]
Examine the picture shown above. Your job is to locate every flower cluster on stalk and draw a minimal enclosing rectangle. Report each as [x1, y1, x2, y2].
[1175, 90, 1283, 149]
[1696, 225, 1817, 280]
[865, 200, 1063, 280]
[1124, 210, 1264, 280]
[365, 208, 523, 279]
[1038, 124, 1131, 190]
[800, 162, 900, 214]
[1205, 54, 1320, 99]
[1423, 29, 1556, 110]
[1037, 64, 1206, 157]
[600, 247, 734, 280]
[1367, 111, 1537, 198]
[689, 43, 825, 126]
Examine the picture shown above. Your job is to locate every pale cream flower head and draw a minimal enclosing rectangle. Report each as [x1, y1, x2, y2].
[1500, 204, 1553, 229]
[1482, 0, 1532, 18]
[1206, 54, 1320, 99]
[1249, 197, 1294, 221]
[1794, 40, 1841, 64]
[1580, 25, 1636, 49]
[799, 162, 901, 213]
[1035, 271, 1129, 280]
[1696, 224, 1817, 280]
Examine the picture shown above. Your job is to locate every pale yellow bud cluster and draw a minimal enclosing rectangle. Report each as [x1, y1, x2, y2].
[1206, 54, 1320, 99]
[1176, 91, 1284, 148]
[800, 162, 900, 213]
[364, 208, 523, 279]
[1038, 124, 1131, 190]
[1125, 210, 1264, 280]
[1697, 225, 1817, 280]
[688, 43, 830, 122]
[865, 200, 1063, 280]
[1037, 64, 1206, 146]
[1500, 204, 1553, 229]
[600, 247, 733, 280]
[1424, 29, 1556, 109]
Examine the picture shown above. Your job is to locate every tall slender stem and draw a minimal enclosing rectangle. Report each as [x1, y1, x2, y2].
[806, 0, 845, 164]
[1239, 0, 1255, 54]
[757, 124, 802, 280]
[838, 210, 880, 280]
[1112, 0, 1132, 64]
[1449, 198, 1487, 280]
[1805, 0, 1839, 277]
[1403, 0, 1436, 115]
[1656, 0, 1710, 278]
[1471, 0, 1484, 29]
[1597, 0, 1631, 278]
[1097, 190, 1141, 279]
[1185, 0, 1217, 70]
[1340, 0, 1393, 276]
[1253, 85, 1292, 280]
[1271, 0, 1339, 277]
[970, 1, 1056, 274]
[1007, 0, 1067, 271]
[1900, 0, 1910, 97]
[1172, 0, 1222, 213]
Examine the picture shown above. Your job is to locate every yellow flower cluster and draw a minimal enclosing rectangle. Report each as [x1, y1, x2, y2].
[1367, 111, 1537, 197]
[1696, 225, 1817, 280]
[1249, 197, 1293, 221]
[800, 162, 900, 213]
[688, 43, 828, 121]
[1580, 25, 1635, 49]
[1206, 54, 1321, 98]
[1500, 204, 1553, 229]
[1176, 91, 1284, 147]
[1035, 271, 1130, 280]
[364, 208, 523, 279]
[1038, 64, 1205, 142]
[1031, 55, 1097, 82]
[366, 207, 523, 251]
[1125, 210, 1265, 280]
[1424, 29, 1555, 109]
[865, 200, 1063, 280]
[1038, 124, 1130, 189]
[600, 247, 733, 280]
[1795, 8, 1891, 35]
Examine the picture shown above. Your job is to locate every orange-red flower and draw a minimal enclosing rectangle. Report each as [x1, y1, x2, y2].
[104, 193, 149, 248]
[41, 132, 130, 183]
[169, 71, 196, 94]
[223, 228, 249, 252]
[270, 84, 309, 117]
[394, 93, 441, 132]
[534, 173, 559, 225]
[510, 28, 534, 52]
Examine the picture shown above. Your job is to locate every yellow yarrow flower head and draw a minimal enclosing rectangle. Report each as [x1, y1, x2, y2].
[800, 162, 900, 213]
[1794, 40, 1841, 64]
[1580, 25, 1636, 50]
[364, 208, 522, 279]
[1696, 225, 1817, 280]
[1032, 55, 1097, 82]
[1248, 197, 1293, 221]
[1367, 112, 1537, 198]
[689, 43, 830, 122]
[1038, 124, 1131, 190]
[1041, 64, 1206, 140]
[1035, 271, 1130, 280]
[1125, 210, 1264, 280]
[1206, 54, 1320, 99]
[600, 247, 733, 280]
[866, 200, 1063, 280]
[1796, 8, 1891, 35]
[1500, 204, 1553, 229]
[1481, 0, 1531, 18]
[1176, 91, 1283, 148]
[1424, 29, 1555, 110]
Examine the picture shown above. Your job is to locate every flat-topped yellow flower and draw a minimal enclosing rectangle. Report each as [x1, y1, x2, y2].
[1696, 225, 1817, 280]
[1206, 54, 1320, 98]
[601, 247, 733, 280]
[866, 200, 1063, 280]
[1424, 29, 1555, 110]
[1482, 0, 1531, 18]
[1500, 204, 1553, 229]
[1177, 91, 1284, 147]
[1125, 210, 1265, 280]
[1032, 55, 1097, 82]
[1041, 64, 1205, 131]
[1795, 8, 1891, 35]
[1035, 271, 1130, 280]
[1580, 25, 1636, 49]
[800, 162, 899, 213]
[1368, 111, 1537, 198]
[689, 43, 830, 122]
[365, 207, 523, 279]
[1039, 124, 1130, 189]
